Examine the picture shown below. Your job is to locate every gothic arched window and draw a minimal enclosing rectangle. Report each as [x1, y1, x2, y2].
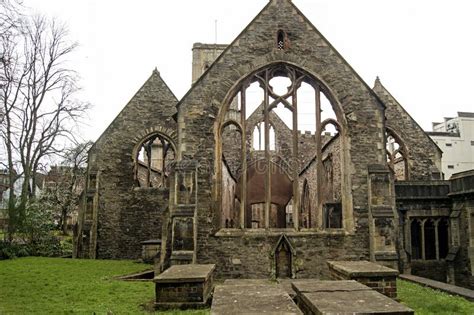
[134, 133, 175, 188]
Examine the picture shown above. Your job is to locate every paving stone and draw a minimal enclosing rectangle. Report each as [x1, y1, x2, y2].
[292, 280, 413, 315]
[211, 282, 302, 315]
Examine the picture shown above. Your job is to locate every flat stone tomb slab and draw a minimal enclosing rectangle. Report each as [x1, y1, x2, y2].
[154, 264, 215, 309]
[211, 281, 302, 315]
[292, 280, 414, 315]
[327, 260, 399, 298]
[327, 261, 399, 278]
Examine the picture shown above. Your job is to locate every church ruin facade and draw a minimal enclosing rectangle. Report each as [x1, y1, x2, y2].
[74, 0, 474, 290]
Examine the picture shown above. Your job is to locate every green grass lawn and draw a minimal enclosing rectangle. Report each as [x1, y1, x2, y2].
[0, 257, 473, 314]
[0, 257, 208, 314]
[398, 279, 474, 314]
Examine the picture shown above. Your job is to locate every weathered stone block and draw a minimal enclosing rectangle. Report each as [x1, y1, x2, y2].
[327, 260, 399, 298]
[292, 280, 413, 315]
[154, 264, 215, 309]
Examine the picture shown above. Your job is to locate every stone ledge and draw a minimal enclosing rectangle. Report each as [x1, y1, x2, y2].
[327, 260, 399, 278]
[215, 228, 350, 237]
[154, 264, 215, 284]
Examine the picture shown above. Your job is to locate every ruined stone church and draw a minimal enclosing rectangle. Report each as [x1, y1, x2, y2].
[74, 0, 474, 289]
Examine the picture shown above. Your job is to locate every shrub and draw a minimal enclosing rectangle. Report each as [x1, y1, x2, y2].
[0, 241, 31, 260]
[30, 235, 62, 257]
[60, 237, 73, 257]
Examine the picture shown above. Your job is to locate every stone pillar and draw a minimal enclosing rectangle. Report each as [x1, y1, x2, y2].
[367, 164, 399, 269]
[168, 160, 198, 265]
[434, 219, 440, 261]
[420, 219, 426, 261]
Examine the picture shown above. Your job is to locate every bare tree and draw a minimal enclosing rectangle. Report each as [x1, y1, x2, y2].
[0, 1, 21, 37]
[1, 5, 89, 241]
[43, 141, 92, 235]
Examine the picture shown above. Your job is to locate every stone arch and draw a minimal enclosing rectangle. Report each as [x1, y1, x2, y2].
[220, 119, 243, 135]
[214, 62, 354, 231]
[251, 121, 277, 151]
[132, 131, 177, 188]
[385, 126, 409, 180]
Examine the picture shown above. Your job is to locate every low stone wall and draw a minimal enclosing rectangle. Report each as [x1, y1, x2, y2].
[327, 260, 399, 299]
[156, 281, 210, 304]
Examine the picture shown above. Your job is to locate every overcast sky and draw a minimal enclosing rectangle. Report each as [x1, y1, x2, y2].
[22, 0, 474, 142]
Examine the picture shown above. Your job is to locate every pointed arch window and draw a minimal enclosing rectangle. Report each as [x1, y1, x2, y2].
[386, 128, 408, 180]
[134, 133, 175, 188]
[252, 122, 275, 151]
[217, 63, 351, 231]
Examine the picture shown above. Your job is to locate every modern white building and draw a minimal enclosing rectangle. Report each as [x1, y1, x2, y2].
[427, 112, 474, 179]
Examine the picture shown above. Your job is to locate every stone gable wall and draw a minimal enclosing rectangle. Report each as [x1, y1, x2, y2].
[176, 0, 385, 276]
[79, 71, 178, 259]
[373, 81, 442, 180]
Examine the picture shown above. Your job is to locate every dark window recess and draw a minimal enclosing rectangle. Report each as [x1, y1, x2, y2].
[471, 141, 474, 146]
[438, 220, 449, 259]
[410, 217, 450, 261]
[323, 203, 342, 228]
[448, 165, 454, 169]
[411, 220, 422, 260]
[424, 220, 436, 260]
[445, 143, 452, 147]
[277, 30, 286, 50]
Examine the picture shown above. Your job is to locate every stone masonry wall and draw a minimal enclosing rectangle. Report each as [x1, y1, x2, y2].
[373, 79, 442, 180]
[78, 70, 178, 259]
[453, 198, 474, 289]
[201, 232, 369, 279]
[328, 266, 398, 299]
[176, 0, 386, 276]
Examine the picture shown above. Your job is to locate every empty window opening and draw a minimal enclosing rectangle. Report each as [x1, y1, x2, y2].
[297, 82, 316, 132]
[300, 180, 311, 228]
[252, 122, 276, 151]
[219, 64, 344, 230]
[445, 143, 452, 147]
[250, 203, 279, 228]
[135, 133, 175, 188]
[320, 92, 337, 122]
[269, 76, 292, 96]
[323, 203, 342, 229]
[386, 129, 408, 180]
[448, 165, 454, 169]
[245, 82, 264, 119]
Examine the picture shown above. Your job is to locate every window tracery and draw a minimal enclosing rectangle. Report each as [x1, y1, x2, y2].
[218, 63, 346, 230]
[134, 133, 175, 188]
